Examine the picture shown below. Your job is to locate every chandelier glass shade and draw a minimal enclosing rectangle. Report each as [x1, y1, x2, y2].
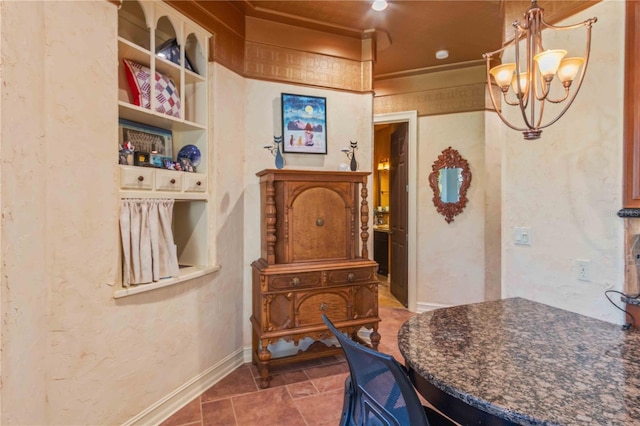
[483, 1, 597, 140]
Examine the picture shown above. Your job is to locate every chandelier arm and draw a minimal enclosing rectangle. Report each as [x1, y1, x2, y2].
[483, 42, 513, 59]
[534, 79, 551, 102]
[545, 87, 570, 104]
[535, 93, 546, 129]
[535, 24, 594, 131]
[540, 16, 598, 32]
[504, 94, 521, 107]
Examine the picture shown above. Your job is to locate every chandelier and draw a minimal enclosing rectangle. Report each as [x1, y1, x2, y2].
[483, 1, 597, 140]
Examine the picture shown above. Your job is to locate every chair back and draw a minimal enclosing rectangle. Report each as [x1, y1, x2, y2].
[322, 314, 431, 426]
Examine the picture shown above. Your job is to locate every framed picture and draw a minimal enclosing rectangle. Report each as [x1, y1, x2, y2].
[281, 93, 327, 154]
[118, 119, 173, 163]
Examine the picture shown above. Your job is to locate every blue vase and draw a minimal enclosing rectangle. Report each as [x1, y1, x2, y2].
[275, 144, 285, 169]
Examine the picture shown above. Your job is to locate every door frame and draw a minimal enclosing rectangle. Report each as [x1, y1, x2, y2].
[373, 111, 417, 313]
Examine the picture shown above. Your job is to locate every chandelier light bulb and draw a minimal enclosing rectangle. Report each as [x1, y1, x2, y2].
[557, 57, 585, 83]
[490, 63, 516, 88]
[511, 72, 529, 95]
[534, 49, 567, 78]
[371, 0, 388, 11]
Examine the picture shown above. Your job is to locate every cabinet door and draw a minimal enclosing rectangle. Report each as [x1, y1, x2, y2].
[288, 183, 354, 262]
[352, 284, 378, 319]
[265, 293, 294, 331]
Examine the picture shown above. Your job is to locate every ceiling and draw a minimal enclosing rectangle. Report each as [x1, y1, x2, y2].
[235, 0, 505, 78]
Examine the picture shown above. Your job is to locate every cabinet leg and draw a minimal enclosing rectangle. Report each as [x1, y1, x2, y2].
[370, 327, 381, 350]
[257, 341, 272, 389]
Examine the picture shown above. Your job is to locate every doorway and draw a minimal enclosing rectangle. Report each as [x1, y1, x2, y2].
[373, 111, 417, 312]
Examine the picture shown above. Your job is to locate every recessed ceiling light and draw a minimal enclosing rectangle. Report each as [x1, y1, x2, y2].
[371, 0, 388, 11]
[435, 49, 449, 60]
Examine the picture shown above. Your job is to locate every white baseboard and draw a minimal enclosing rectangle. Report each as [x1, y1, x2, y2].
[416, 301, 450, 313]
[243, 345, 253, 363]
[122, 348, 245, 426]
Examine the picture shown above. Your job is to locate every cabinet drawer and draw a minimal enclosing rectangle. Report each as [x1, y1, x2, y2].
[269, 271, 321, 291]
[296, 290, 350, 327]
[120, 166, 154, 190]
[326, 267, 375, 286]
[184, 173, 207, 192]
[155, 170, 183, 191]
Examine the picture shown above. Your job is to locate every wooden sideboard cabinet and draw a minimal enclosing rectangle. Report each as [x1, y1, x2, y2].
[251, 169, 380, 388]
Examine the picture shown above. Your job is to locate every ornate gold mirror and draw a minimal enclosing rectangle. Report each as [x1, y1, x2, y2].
[428, 147, 472, 223]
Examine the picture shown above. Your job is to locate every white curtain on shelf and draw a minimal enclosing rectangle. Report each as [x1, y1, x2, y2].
[120, 198, 179, 286]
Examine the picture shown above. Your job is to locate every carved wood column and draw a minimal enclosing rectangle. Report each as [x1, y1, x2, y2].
[265, 178, 277, 264]
[360, 181, 370, 259]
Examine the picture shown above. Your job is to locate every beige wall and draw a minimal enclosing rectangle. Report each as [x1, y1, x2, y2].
[1, 2, 247, 424]
[1, 1, 50, 423]
[416, 112, 492, 306]
[501, 0, 625, 323]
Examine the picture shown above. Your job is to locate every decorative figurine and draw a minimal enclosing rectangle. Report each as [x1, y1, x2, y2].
[177, 144, 201, 168]
[341, 140, 358, 171]
[264, 136, 285, 169]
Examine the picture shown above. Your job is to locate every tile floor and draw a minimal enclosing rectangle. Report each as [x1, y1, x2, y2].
[161, 278, 413, 426]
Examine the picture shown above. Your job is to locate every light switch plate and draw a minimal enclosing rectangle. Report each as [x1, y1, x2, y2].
[514, 227, 531, 246]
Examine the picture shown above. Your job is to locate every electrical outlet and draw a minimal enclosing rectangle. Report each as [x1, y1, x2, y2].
[576, 259, 591, 281]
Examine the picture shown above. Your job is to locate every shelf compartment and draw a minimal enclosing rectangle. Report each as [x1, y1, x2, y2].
[118, 101, 205, 132]
[118, 37, 151, 67]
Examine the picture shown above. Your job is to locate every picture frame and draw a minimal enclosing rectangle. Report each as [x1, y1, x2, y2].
[281, 93, 327, 154]
[118, 119, 173, 164]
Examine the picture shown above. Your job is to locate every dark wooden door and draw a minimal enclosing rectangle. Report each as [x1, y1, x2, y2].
[390, 123, 408, 307]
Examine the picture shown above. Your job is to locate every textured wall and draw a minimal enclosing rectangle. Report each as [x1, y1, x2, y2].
[1, 1, 246, 424]
[416, 112, 490, 306]
[502, 1, 625, 323]
[1, 1, 49, 424]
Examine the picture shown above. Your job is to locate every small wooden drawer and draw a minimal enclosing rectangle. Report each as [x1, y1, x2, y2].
[326, 266, 375, 286]
[120, 166, 154, 190]
[184, 173, 207, 192]
[296, 290, 350, 327]
[269, 271, 321, 291]
[155, 170, 183, 191]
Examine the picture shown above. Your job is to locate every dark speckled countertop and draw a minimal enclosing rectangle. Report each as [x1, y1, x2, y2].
[398, 297, 640, 425]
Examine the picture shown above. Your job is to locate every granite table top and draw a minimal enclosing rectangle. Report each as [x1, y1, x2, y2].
[397, 297, 640, 425]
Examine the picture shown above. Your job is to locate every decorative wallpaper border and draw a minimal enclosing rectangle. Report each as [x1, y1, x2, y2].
[244, 41, 373, 93]
[373, 83, 490, 117]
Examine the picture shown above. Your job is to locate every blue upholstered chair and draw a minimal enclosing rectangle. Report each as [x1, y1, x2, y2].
[322, 314, 455, 426]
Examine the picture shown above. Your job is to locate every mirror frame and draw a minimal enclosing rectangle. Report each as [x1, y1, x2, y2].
[428, 146, 472, 223]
